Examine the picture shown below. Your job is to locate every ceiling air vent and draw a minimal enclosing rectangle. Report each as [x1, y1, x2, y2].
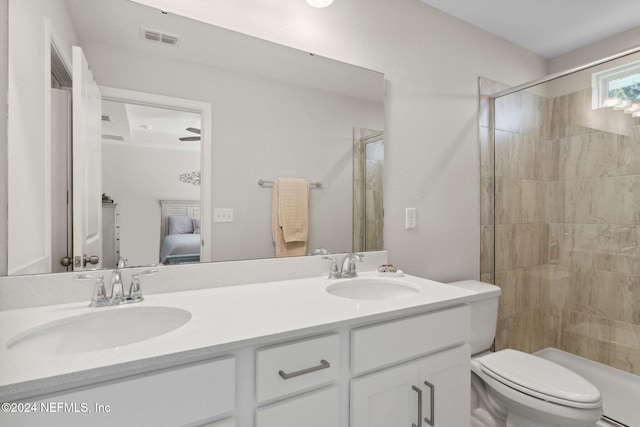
[141, 28, 180, 46]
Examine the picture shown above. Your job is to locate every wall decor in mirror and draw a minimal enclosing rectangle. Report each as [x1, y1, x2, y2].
[5, 0, 385, 276]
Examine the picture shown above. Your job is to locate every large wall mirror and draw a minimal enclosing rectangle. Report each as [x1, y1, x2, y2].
[5, 0, 385, 276]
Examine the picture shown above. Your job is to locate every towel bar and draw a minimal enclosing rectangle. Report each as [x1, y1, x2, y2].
[258, 179, 322, 188]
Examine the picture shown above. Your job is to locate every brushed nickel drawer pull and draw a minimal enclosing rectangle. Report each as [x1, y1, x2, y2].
[411, 385, 422, 427]
[278, 359, 330, 380]
[424, 380, 435, 426]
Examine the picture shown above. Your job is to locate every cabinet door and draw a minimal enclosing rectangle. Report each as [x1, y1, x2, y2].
[419, 345, 470, 427]
[351, 361, 422, 427]
[200, 418, 235, 427]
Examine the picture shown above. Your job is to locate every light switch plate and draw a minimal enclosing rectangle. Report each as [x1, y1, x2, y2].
[405, 207, 416, 229]
[213, 208, 234, 223]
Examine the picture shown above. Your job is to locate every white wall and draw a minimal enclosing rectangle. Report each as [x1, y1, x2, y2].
[550, 26, 640, 74]
[84, 40, 383, 262]
[2, 2, 640, 280]
[130, 0, 548, 281]
[546, 51, 640, 99]
[102, 143, 200, 266]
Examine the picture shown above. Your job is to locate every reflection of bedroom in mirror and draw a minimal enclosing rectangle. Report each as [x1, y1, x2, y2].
[101, 100, 202, 268]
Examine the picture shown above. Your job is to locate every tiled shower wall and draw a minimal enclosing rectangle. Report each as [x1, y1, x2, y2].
[479, 77, 640, 375]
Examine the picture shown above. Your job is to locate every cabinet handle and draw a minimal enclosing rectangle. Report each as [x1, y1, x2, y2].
[278, 359, 330, 380]
[411, 385, 422, 427]
[424, 380, 435, 426]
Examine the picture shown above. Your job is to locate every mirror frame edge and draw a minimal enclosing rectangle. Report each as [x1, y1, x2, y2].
[1, 0, 8, 277]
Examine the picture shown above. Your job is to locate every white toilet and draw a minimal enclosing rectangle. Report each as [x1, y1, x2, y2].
[449, 280, 603, 427]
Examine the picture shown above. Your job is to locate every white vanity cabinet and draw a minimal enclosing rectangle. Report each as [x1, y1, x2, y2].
[0, 357, 235, 427]
[351, 345, 470, 427]
[255, 385, 340, 427]
[201, 418, 236, 427]
[254, 334, 341, 427]
[350, 306, 471, 427]
[0, 297, 474, 427]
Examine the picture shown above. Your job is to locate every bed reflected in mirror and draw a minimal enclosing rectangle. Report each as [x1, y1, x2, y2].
[100, 101, 203, 269]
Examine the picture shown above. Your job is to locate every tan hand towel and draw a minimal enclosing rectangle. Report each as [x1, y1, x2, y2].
[272, 178, 309, 257]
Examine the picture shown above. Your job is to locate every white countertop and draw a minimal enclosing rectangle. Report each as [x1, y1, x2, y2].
[0, 272, 477, 400]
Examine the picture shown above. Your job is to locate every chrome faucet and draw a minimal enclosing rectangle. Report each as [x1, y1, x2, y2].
[110, 257, 127, 304]
[341, 253, 364, 278]
[325, 253, 365, 279]
[76, 258, 157, 307]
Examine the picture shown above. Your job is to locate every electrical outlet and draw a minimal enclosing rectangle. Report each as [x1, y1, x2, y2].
[213, 208, 234, 223]
[405, 207, 416, 229]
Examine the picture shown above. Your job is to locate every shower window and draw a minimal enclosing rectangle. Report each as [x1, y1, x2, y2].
[592, 59, 640, 107]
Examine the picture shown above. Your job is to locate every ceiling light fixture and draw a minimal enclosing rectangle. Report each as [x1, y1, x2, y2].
[306, 0, 334, 8]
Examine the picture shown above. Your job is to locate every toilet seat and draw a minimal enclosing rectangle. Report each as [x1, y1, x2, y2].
[478, 349, 602, 410]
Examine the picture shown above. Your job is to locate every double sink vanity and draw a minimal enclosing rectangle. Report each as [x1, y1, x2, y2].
[0, 253, 480, 426]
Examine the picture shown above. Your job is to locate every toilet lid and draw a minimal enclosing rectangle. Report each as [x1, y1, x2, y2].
[479, 349, 601, 408]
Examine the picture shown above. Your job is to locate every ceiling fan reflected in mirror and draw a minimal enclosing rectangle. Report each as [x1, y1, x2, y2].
[179, 127, 201, 141]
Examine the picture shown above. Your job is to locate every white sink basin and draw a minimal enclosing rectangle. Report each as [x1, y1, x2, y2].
[6, 306, 191, 355]
[326, 277, 421, 300]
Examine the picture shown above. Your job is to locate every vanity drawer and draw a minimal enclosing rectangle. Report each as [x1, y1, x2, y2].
[1, 357, 235, 427]
[256, 333, 340, 402]
[351, 306, 470, 374]
[255, 385, 339, 427]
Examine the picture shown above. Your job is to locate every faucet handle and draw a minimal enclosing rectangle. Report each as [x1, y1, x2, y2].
[128, 269, 158, 303]
[342, 253, 365, 277]
[323, 256, 341, 279]
[75, 274, 109, 307]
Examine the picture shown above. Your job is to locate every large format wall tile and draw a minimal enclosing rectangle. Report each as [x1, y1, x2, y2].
[484, 77, 640, 376]
[562, 177, 624, 224]
[480, 176, 494, 226]
[494, 131, 551, 180]
[494, 131, 536, 179]
[479, 125, 494, 178]
[481, 225, 494, 275]
[545, 181, 564, 224]
[548, 223, 618, 272]
[557, 132, 620, 180]
[549, 90, 598, 139]
[522, 91, 550, 140]
[495, 308, 558, 354]
[617, 133, 640, 176]
[494, 266, 547, 319]
[620, 175, 640, 224]
[557, 310, 640, 375]
[495, 223, 548, 270]
[495, 178, 546, 224]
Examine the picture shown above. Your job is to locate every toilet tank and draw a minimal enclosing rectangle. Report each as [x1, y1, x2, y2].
[448, 280, 501, 355]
